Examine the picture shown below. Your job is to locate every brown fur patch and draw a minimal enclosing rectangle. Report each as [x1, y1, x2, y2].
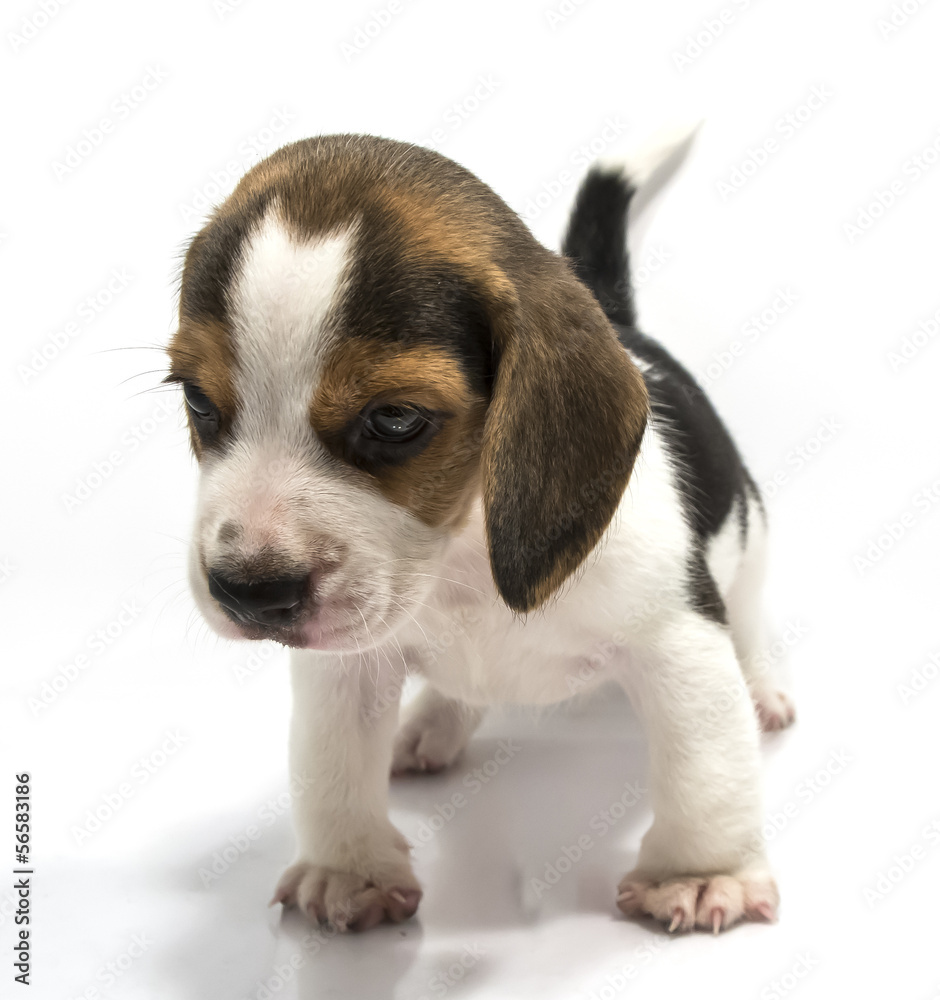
[166, 318, 236, 455]
[379, 190, 517, 304]
[312, 341, 487, 529]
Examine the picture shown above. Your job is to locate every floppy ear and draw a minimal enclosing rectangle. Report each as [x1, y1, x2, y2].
[480, 263, 648, 613]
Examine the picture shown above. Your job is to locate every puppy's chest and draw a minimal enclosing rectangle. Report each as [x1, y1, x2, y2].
[396, 520, 637, 707]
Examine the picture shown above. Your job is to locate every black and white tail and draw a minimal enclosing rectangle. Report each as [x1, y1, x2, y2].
[561, 124, 700, 327]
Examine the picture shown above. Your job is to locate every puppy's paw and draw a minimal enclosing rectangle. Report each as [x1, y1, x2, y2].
[392, 694, 479, 775]
[272, 860, 422, 932]
[753, 688, 796, 732]
[616, 869, 779, 933]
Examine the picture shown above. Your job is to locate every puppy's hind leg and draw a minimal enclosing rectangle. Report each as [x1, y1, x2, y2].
[392, 683, 485, 775]
[616, 612, 779, 933]
[725, 497, 795, 733]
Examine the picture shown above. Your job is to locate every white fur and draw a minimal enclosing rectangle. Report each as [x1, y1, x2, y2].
[596, 120, 702, 219]
[228, 210, 351, 443]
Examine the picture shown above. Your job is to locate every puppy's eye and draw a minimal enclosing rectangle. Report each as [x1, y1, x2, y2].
[335, 401, 448, 472]
[183, 384, 213, 417]
[362, 404, 429, 443]
[183, 383, 219, 427]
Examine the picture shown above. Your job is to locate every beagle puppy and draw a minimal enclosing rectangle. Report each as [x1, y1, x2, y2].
[167, 128, 795, 935]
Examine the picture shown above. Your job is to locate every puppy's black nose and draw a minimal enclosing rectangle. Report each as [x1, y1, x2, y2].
[207, 572, 308, 626]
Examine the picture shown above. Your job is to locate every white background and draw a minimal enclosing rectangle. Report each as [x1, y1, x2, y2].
[3, 1, 940, 998]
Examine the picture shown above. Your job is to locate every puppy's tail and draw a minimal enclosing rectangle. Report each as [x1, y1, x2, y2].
[561, 122, 700, 327]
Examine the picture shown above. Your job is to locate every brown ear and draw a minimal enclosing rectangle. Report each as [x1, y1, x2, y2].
[480, 263, 648, 613]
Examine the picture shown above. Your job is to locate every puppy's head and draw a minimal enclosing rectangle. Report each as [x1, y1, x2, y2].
[168, 136, 647, 651]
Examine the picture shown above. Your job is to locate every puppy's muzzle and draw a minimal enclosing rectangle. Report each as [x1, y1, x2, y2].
[207, 571, 309, 627]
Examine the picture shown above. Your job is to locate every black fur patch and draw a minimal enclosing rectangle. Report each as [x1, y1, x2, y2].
[562, 170, 636, 328]
[180, 196, 270, 323]
[687, 550, 728, 624]
[336, 227, 495, 400]
[563, 166, 761, 623]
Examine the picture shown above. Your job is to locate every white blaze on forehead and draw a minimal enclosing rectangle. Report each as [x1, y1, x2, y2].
[193, 206, 445, 635]
[228, 208, 354, 444]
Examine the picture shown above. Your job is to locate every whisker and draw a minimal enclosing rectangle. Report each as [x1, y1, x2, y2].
[386, 597, 433, 648]
[406, 572, 490, 597]
[373, 607, 409, 670]
[94, 345, 170, 354]
[118, 369, 173, 387]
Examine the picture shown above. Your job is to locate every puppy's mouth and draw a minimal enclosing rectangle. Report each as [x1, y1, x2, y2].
[224, 615, 356, 651]
[201, 567, 388, 652]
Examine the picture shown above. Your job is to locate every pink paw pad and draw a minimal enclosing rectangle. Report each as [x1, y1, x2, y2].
[617, 871, 779, 933]
[754, 689, 796, 732]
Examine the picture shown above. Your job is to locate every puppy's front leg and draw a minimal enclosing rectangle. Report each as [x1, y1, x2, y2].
[617, 614, 778, 933]
[272, 649, 421, 931]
